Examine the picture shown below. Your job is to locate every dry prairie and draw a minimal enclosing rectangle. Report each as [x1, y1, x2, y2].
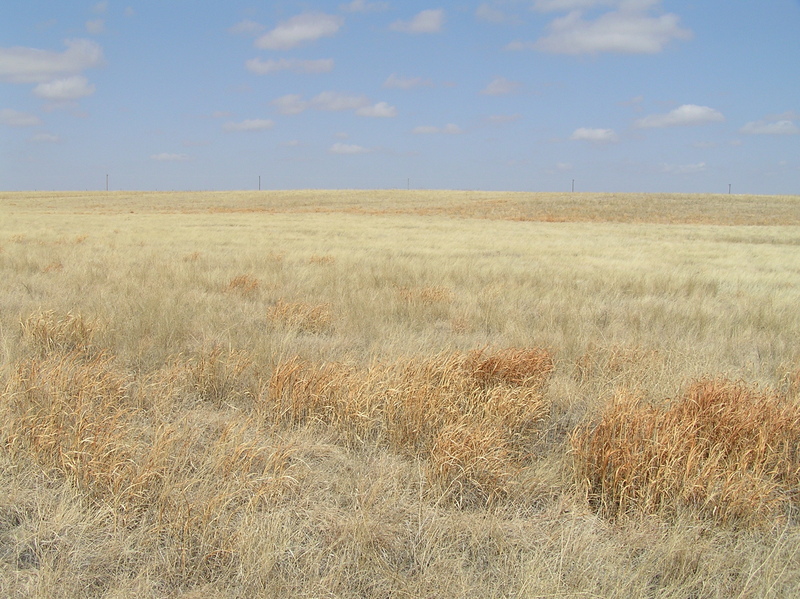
[2, 190, 800, 598]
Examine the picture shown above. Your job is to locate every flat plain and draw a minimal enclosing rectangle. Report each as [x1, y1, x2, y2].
[2, 190, 800, 597]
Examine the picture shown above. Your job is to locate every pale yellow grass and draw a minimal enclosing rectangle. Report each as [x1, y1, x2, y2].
[2, 190, 800, 597]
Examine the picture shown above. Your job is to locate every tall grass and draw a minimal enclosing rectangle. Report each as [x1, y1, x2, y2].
[2, 190, 800, 597]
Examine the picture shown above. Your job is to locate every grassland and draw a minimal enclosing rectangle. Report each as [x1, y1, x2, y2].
[1, 189, 800, 597]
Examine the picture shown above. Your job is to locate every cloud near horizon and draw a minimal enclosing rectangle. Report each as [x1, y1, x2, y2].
[223, 119, 274, 132]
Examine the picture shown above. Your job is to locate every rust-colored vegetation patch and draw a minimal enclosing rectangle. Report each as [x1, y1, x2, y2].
[572, 379, 800, 526]
[264, 348, 554, 506]
[266, 299, 333, 333]
[396, 285, 454, 305]
[226, 274, 259, 296]
[309, 254, 335, 265]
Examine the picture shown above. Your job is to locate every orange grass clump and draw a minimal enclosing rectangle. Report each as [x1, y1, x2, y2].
[266, 299, 333, 333]
[572, 378, 800, 526]
[396, 285, 454, 305]
[262, 348, 554, 506]
[226, 274, 259, 296]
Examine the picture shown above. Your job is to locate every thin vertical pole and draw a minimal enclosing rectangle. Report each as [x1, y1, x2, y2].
[572, 179, 575, 193]
[106, 174, 108, 191]
[728, 183, 731, 194]
[259, 176, 261, 191]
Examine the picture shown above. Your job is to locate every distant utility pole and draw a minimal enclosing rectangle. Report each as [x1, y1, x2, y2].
[407, 178, 410, 190]
[106, 174, 109, 191]
[572, 179, 575, 193]
[728, 183, 731, 194]
[259, 176, 261, 191]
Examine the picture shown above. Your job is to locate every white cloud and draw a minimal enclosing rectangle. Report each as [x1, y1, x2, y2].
[93, 1, 108, 14]
[635, 104, 724, 128]
[273, 94, 308, 115]
[356, 102, 397, 118]
[0, 39, 104, 83]
[383, 73, 433, 89]
[570, 127, 619, 142]
[339, 0, 389, 12]
[412, 123, 463, 134]
[330, 142, 371, 154]
[223, 119, 274, 132]
[246, 57, 334, 75]
[255, 13, 343, 50]
[274, 91, 392, 116]
[481, 76, 521, 96]
[312, 91, 369, 111]
[534, 9, 691, 54]
[228, 20, 265, 36]
[33, 75, 95, 100]
[741, 117, 800, 136]
[86, 19, 105, 34]
[519, 2, 691, 55]
[31, 132, 60, 143]
[0, 108, 42, 127]
[390, 9, 445, 34]
[662, 162, 707, 174]
[151, 153, 189, 162]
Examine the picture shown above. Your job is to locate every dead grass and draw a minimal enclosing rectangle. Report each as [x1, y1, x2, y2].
[572, 378, 800, 526]
[266, 299, 333, 333]
[226, 274, 259, 296]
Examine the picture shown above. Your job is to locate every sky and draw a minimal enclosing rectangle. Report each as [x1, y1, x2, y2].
[1, 0, 799, 194]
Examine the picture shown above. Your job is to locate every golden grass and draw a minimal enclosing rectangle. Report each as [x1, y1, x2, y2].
[572, 378, 800, 525]
[2, 190, 800, 597]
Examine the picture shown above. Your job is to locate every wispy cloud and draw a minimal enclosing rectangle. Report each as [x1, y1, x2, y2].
[0, 39, 104, 83]
[390, 9, 445, 34]
[223, 119, 274, 132]
[33, 75, 95, 101]
[31, 132, 61, 143]
[256, 13, 343, 50]
[635, 104, 724, 128]
[383, 73, 433, 89]
[510, 1, 691, 55]
[570, 127, 619, 143]
[86, 19, 105, 34]
[339, 0, 390, 12]
[741, 113, 800, 135]
[356, 102, 397, 118]
[0, 108, 42, 127]
[151, 153, 190, 162]
[662, 162, 707, 174]
[246, 58, 334, 75]
[330, 142, 371, 154]
[412, 123, 463, 134]
[273, 91, 395, 117]
[481, 76, 521, 96]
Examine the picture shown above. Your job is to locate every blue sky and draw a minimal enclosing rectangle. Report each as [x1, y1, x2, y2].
[2, 1, 799, 193]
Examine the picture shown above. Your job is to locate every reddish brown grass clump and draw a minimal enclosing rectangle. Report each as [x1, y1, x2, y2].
[266, 299, 333, 333]
[227, 274, 259, 296]
[572, 378, 800, 526]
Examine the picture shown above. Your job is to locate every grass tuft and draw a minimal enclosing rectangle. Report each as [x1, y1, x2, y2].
[572, 378, 800, 525]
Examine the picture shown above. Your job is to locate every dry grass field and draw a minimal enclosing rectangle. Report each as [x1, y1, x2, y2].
[1, 189, 800, 597]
